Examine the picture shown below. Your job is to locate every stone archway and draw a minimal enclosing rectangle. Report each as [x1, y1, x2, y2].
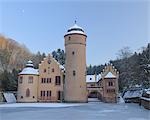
[88, 91, 98, 98]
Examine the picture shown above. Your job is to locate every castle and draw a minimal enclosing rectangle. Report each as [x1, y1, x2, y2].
[17, 23, 119, 103]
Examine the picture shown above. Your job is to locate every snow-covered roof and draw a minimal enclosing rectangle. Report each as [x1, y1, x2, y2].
[144, 88, 150, 95]
[141, 97, 150, 101]
[26, 60, 34, 67]
[19, 68, 39, 75]
[19, 60, 39, 75]
[69, 24, 83, 30]
[123, 90, 143, 99]
[104, 72, 116, 78]
[86, 74, 101, 83]
[65, 23, 86, 36]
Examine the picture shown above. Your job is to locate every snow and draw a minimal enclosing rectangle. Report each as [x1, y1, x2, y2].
[65, 30, 86, 36]
[3, 93, 16, 103]
[86, 75, 97, 83]
[0, 103, 81, 108]
[65, 23, 86, 36]
[123, 90, 143, 99]
[0, 102, 149, 120]
[146, 91, 150, 95]
[118, 95, 125, 103]
[86, 74, 101, 83]
[140, 97, 150, 101]
[69, 24, 83, 30]
[19, 67, 39, 75]
[104, 72, 116, 78]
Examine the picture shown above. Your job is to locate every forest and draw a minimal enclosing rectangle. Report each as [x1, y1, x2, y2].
[0, 35, 149, 92]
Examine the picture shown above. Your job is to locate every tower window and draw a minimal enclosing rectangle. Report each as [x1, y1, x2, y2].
[72, 51, 75, 55]
[73, 70, 76, 76]
[68, 36, 71, 40]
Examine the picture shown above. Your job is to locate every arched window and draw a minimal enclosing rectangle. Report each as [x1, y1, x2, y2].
[26, 88, 30, 97]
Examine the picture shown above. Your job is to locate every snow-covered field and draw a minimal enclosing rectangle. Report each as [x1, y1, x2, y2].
[0, 102, 149, 120]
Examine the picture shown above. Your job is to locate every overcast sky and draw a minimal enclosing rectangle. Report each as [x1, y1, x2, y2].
[0, 0, 149, 65]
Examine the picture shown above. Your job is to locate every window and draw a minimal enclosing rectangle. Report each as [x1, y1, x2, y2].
[33, 96, 35, 98]
[73, 70, 76, 76]
[47, 91, 51, 97]
[28, 76, 33, 83]
[47, 78, 51, 83]
[108, 82, 113, 86]
[19, 76, 23, 84]
[72, 51, 75, 55]
[43, 91, 45, 96]
[26, 88, 30, 97]
[21, 96, 23, 99]
[107, 89, 115, 93]
[41, 78, 43, 83]
[52, 68, 54, 72]
[44, 78, 46, 83]
[44, 69, 46, 73]
[68, 36, 71, 40]
[55, 76, 61, 85]
[41, 91, 46, 97]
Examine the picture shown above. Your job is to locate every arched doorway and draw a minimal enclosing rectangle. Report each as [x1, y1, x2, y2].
[88, 91, 98, 98]
[88, 90, 102, 102]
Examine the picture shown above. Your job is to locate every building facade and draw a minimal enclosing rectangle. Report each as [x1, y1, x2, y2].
[17, 23, 119, 103]
[87, 63, 119, 103]
[38, 54, 64, 102]
[17, 55, 65, 103]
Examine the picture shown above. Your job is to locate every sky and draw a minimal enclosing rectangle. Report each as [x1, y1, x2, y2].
[0, 0, 149, 66]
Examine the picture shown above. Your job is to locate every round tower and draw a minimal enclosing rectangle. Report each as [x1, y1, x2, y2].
[17, 60, 39, 102]
[64, 22, 87, 102]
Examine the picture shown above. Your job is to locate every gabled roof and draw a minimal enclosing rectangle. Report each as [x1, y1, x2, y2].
[104, 72, 116, 78]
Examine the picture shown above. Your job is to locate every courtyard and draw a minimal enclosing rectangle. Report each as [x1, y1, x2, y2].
[0, 102, 149, 120]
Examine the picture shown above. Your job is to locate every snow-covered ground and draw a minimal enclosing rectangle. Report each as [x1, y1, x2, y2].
[0, 103, 82, 108]
[0, 102, 149, 120]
